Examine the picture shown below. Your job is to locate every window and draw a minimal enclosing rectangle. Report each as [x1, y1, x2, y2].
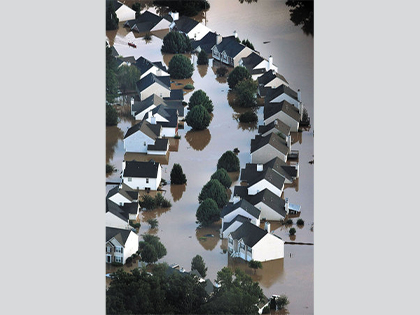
[128, 177, 132, 182]
[115, 256, 122, 263]
[106, 246, 111, 253]
[228, 237, 233, 244]
[144, 141, 146, 146]
[146, 178, 149, 183]
[240, 242, 245, 250]
[115, 247, 122, 253]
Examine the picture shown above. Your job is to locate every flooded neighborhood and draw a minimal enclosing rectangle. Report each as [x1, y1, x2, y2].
[106, 0, 313, 314]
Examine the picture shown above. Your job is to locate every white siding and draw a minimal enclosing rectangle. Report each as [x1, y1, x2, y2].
[265, 79, 288, 88]
[160, 127, 176, 138]
[122, 231, 139, 263]
[108, 193, 131, 206]
[254, 201, 285, 221]
[232, 47, 253, 67]
[106, 212, 129, 230]
[188, 24, 211, 40]
[270, 94, 300, 109]
[247, 179, 283, 197]
[221, 221, 244, 239]
[124, 132, 155, 153]
[141, 84, 170, 101]
[264, 112, 299, 132]
[251, 146, 287, 164]
[123, 166, 161, 190]
[252, 234, 284, 262]
[140, 67, 169, 80]
[151, 19, 172, 31]
[222, 208, 260, 227]
[134, 105, 156, 120]
[116, 5, 136, 22]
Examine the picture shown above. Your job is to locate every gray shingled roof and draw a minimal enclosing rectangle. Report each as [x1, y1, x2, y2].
[230, 221, 268, 248]
[191, 31, 217, 53]
[263, 100, 301, 122]
[241, 164, 286, 191]
[213, 36, 246, 58]
[124, 11, 162, 32]
[222, 214, 250, 233]
[106, 226, 133, 245]
[164, 89, 184, 101]
[136, 73, 170, 93]
[106, 199, 129, 222]
[265, 85, 298, 103]
[106, 184, 139, 202]
[135, 56, 168, 75]
[147, 138, 169, 151]
[264, 157, 297, 179]
[173, 16, 199, 34]
[257, 69, 288, 86]
[123, 160, 160, 178]
[124, 120, 161, 140]
[220, 199, 261, 218]
[258, 119, 291, 137]
[241, 52, 264, 72]
[250, 133, 289, 155]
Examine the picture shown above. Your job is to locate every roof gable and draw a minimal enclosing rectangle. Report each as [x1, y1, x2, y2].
[263, 100, 301, 122]
[220, 199, 261, 218]
[106, 226, 133, 245]
[229, 221, 267, 248]
[250, 133, 289, 155]
[124, 120, 161, 139]
[136, 73, 170, 93]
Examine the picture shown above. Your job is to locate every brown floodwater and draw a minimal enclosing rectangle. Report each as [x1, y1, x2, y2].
[106, 1, 313, 313]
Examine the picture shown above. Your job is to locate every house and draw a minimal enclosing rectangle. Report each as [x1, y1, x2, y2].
[240, 166, 285, 197]
[136, 73, 171, 101]
[257, 69, 289, 97]
[106, 183, 138, 206]
[170, 15, 211, 41]
[105, 199, 131, 229]
[144, 105, 179, 137]
[124, 10, 172, 33]
[121, 159, 162, 191]
[106, 226, 139, 264]
[250, 132, 291, 164]
[228, 221, 284, 262]
[135, 56, 169, 80]
[239, 53, 278, 80]
[220, 199, 261, 238]
[263, 100, 301, 132]
[258, 119, 291, 139]
[191, 31, 218, 53]
[241, 157, 298, 185]
[107, 0, 136, 22]
[123, 119, 164, 153]
[211, 33, 254, 67]
[265, 85, 303, 119]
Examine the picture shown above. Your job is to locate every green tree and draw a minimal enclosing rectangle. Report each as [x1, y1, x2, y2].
[116, 64, 141, 94]
[154, 0, 210, 16]
[227, 66, 251, 89]
[161, 32, 192, 53]
[147, 218, 159, 229]
[196, 198, 220, 226]
[142, 234, 167, 259]
[106, 1, 119, 30]
[106, 105, 119, 126]
[286, 0, 314, 36]
[239, 110, 258, 122]
[106, 67, 119, 103]
[289, 227, 296, 235]
[170, 163, 187, 184]
[217, 150, 240, 172]
[248, 259, 262, 274]
[198, 179, 228, 208]
[234, 78, 258, 107]
[275, 294, 290, 310]
[191, 254, 208, 278]
[210, 168, 232, 188]
[185, 105, 211, 130]
[140, 242, 158, 263]
[197, 49, 209, 65]
[188, 89, 213, 113]
[241, 38, 255, 50]
[139, 194, 156, 210]
[168, 54, 194, 79]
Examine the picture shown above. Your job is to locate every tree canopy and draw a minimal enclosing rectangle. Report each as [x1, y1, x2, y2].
[106, 105, 119, 126]
[197, 50, 209, 65]
[233, 79, 258, 108]
[210, 168, 232, 188]
[168, 54, 194, 79]
[170, 163, 187, 184]
[185, 105, 211, 130]
[116, 64, 141, 94]
[154, 0, 210, 17]
[191, 254, 208, 278]
[188, 89, 214, 113]
[196, 198, 220, 226]
[161, 32, 192, 54]
[217, 150, 240, 172]
[138, 234, 167, 263]
[198, 179, 228, 208]
[106, 1, 119, 30]
[286, 0, 314, 36]
[227, 66, 251, 89]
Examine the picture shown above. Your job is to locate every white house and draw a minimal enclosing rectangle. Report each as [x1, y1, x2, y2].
[121, 159, 162, 191]
[228, 221, 284, 262]
[106, 183, 138, 206]
[123, 120, 162, 153]
[220, 199, 261, 238]
[211, 33, 253, 67]
[106, 199, 131, 230]
[265, 85, 303, 118]
[250, 133, 291, 164]
[170, 15, 211, 41]
[257, 69, 289, 98]
[263, 100, 301, 132]
[144, 105, 179, 137]
[135, 56, 169, 80]
[257, 119, 291, 139]
[106, 226, 139, 264]
[241, 165, 285, 197]
[108, 0, 136, 22]
[136, 73, 171, 101]
[239, 53, 278, 80]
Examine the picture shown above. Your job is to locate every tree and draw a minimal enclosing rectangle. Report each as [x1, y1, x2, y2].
[161, 32, 192, 54]
[241, 39, 255, 50]
[227, 66, 251, 89]
[234, 79, 258, 107]
[197, 50, 209, 65]
[239, 110, 258, 123]
[191, 255, 208, 278]
[168, 54, 194, 79]
[217, 150, 240, 172]
[106, 105, 119, 126]
[289, 227, 296, 235]
[142, 234, 167, 259]
[139, 194, 156, 210]
[216, 66, 228, 77]
[198, 179, 228, 208]
[275, 294, 290, 310]
[210, 168, 232, 188]
[286, 0, 314, 36]
[154, 0, 210, 17]
[188, 89, 214, 113]
[170, 163, 187, 184]
[116, 64, 141, 94]
[106, 1, 119, 30]
[248, 259, 262, 274]
[185, 105, 211, 130]
[147, 218, 159, 229]
[196, 198, 220, 226]
[106, 43, 119, 103]
[140, 242, 158, 263]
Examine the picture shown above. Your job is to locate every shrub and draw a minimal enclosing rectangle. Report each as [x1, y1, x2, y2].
[197, 50, 209, 65]
[297, 218, 305, 226]
[238, 111, 258, 123]
[170, 163, 187, 184]
[196, 198, 220, 226]
[217, 150, 240, 172]
[210, 168, 232, 188]
[185, 105, 211, 130]
[285, 218, 293, 225]
[147, 218, 159, 229]
[188, 89, 214, 113]
[289, 227, 296, 235]
[168, 54, 194, 79]
[234, 79, 258, 107]
[184, 84, 194, 90]
[161, 32, 192, 53]
[106, 163, 115, 174]
[227, 66, 251, 89]
[216, 66, 228, 77]
[276, 295, 290, 310]
[198, 179, 228, 208]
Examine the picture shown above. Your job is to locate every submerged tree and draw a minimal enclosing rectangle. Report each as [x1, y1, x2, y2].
[227, 66, 251, 89]
[198, 179, 228, 208]
[168, 54, 194, 79]
[197, 49, 209, 65]
[286, 0, 314, 36]
[191, 254, 208, 278]
[170, 163, 187, 184]
[106, 105, 119, 126]
[249, 259, 263, 274]
[196, 198, 220, 226]
[185, 105, 211, 130]
[217, 150, 240, 172]
[210, 168, 232, 188]
[188, 89, 213, 113]
[161, 32, 192, 54]
[106, 1, 119, 30]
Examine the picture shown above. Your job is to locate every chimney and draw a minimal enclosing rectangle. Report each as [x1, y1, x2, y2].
[299, 102, 304, 120]
[264, 222, 271, 233]
[122, 160, 126, 171]
[295, 163, 299, 178]
[285, 198, 289, 214]
[233, 30, 238, 38]
[267, 55, 273, 71]
[130, 97, 134, 105]
[232, 195, 241, 204]
[257, 164, 263, 172]
[216, 33, 222, 45]
[297, 89, 301, 102]
[170, 11, 179, 21]
[287, 135, 291, 153]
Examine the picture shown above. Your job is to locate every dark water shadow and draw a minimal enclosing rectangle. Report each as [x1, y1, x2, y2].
[195, 222, 221, 251]
[185, 128, 211, 151]
[106, 125, 124, 164]
[170, 184, 186, 202]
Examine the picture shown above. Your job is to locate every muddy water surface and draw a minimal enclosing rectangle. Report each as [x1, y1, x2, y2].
[106, 1, 313, 313]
